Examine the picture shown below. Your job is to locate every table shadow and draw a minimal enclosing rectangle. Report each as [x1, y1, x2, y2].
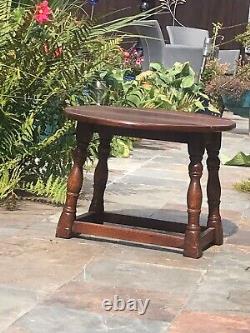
[75, 208, 238, 254]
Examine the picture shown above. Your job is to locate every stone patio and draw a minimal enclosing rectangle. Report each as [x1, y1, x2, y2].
[0, 113, 249, 333]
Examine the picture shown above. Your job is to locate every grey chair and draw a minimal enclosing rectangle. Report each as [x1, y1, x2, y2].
[166, 26, 209, 47]
[134, 20, 204, 76]
[134, 20, 166, 71]
[218, 49, 240, 75]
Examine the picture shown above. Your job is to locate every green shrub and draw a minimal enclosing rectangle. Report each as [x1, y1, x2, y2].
[97, 63, 218, 113]
[0, 0, 149, 205]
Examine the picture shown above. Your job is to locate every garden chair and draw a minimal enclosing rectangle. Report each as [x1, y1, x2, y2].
[166, 25, 210, 77]
[134, 20, 204, 77]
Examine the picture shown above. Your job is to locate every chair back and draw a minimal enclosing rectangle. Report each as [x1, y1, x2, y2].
[167, 26, 209, 47]
[218, 50, 240, 75]
[164, 45, 204, 77]
[134, 20, 166, 70]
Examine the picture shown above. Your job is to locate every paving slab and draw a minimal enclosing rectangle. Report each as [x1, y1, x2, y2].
[6, 304, 169, 333]
[187, 245, 250, 314]
[0, 236, 108, 293]
[168, 311, 250, 333]
[43, 281, 185, 322]
[0, 286, 39, 333]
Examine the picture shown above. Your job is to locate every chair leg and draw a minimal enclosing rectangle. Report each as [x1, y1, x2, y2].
[206, 133, 223, 246]
[184, 136, 205, 259]
[56, 124, 93, 239]
[89, 133, 112, 222]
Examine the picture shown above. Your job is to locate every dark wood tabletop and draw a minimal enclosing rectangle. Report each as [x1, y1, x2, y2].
[65, 106, 236, 133]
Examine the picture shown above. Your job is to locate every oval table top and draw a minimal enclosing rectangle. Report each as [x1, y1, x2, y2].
[65, 106, 236, 133]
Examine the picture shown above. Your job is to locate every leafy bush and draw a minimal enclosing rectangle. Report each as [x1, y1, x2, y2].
[97, 62, 218, 113]
[204, 24, 250, 102]
[0, 0, 149, 205]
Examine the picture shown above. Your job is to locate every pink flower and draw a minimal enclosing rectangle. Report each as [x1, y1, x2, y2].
[136, 58, 142, 65]
[42, 43, 63, 58]
[34, 1, 52, 24]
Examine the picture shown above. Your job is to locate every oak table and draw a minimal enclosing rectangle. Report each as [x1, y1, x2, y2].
[56, 106, 236, 258]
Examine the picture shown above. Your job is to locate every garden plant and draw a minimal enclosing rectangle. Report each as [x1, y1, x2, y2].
[89, 62, 216, 113]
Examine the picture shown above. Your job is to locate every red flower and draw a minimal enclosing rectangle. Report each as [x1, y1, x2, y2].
[34, 1, 52, 24]
[54, 47, 63, 58]
[123, 51, 130, 58]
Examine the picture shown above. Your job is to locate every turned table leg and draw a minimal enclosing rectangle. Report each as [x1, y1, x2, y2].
[56, 124, 93, 238]
[206, 133, 223, 245]
[89, 133, 112, 222]
[184, 136, 205, 258]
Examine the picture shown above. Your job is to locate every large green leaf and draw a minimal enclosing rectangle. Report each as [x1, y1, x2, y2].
[181, 76, 195, 88]
[149, 63, 163, 72]
[225, 152, 250, 167]
[125, 93, 142, 107]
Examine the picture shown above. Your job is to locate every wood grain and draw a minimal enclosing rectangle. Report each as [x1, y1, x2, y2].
[65, 106, 236, 133]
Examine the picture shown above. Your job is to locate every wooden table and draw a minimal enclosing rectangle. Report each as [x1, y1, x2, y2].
[56, 106, 236, 258]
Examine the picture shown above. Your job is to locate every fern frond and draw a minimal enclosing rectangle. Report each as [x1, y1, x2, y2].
[0, 0, 16, 48]
[0, 0, 11, 21]
[0, 165, 22, 200]
[24, 176, 67, 204]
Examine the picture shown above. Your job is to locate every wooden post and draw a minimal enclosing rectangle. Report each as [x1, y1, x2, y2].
[206, 133, 223, 245]
[56, 124, 93, 238]
[184, 135, 205, 258]
[89, 133, 112, 222]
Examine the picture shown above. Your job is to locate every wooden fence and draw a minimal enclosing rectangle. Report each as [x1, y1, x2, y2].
[93, 0, 250, 49]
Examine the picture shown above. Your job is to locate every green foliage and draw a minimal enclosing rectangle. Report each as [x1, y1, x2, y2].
[0, 167, 22, 200]
[98, 62, 218, 113]
[236, 24, 250, 47]
[205, 25, 250, 106]
[0, 0, 151, 207]
[225, 152, 250, 167]
[202, 59, 228, 86]
[234, 179, 250, 193]
[23, 175, 67, 204]
[225, 153, 250, 195]
[211, 22, 223, 53]
[111, 137, 134, 158]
